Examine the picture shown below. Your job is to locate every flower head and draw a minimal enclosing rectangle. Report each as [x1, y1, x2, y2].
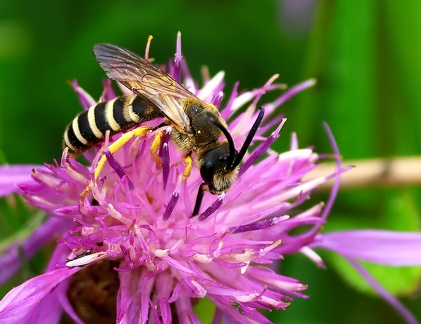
[1, 33, 418, 324]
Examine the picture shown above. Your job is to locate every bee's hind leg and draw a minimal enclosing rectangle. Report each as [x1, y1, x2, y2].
[94, 127, 151, 180]
[80, 127, 152, 200]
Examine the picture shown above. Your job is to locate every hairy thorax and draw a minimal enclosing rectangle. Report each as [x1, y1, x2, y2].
[170, 97, 226, 154]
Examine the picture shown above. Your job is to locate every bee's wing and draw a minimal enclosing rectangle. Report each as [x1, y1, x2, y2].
[93, 43, 193, 133]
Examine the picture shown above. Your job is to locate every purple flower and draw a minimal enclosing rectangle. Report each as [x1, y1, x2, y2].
[1, 33, 420, 323]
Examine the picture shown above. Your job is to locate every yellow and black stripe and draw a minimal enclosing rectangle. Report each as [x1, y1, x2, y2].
[63, 96, 162, 156]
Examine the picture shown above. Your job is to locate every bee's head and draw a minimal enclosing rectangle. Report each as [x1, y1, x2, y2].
[199, 143, 239, 194]
[198, 106, 265, 196]
[192, 107, 265, 216]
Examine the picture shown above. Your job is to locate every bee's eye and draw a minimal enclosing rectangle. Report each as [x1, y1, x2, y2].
[189, 104, 202, 116]
[200, 161, 215, 185]
[200, 143, 236, 187]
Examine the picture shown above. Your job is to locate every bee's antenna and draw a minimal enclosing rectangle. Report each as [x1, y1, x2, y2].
[210, 117, 236, 169]
[231, 107, 265, 169]
[193, 108, 265, 217]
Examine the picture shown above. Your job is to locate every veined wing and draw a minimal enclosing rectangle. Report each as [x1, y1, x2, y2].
[93, 43, 194, 133]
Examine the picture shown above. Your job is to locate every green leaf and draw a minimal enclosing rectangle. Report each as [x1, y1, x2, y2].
[195, 298, 216, 324]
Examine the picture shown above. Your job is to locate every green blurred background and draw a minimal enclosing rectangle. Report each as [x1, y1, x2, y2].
[1, 0, 420, 323]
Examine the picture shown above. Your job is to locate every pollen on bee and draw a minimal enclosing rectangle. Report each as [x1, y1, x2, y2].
[182, 155, 193, 181]
[150, 132, 164, 166]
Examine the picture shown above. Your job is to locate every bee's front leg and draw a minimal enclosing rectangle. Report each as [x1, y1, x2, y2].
[182, 153, 193, 182]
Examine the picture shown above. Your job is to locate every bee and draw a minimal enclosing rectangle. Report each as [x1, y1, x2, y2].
[63, 43, 264, 215]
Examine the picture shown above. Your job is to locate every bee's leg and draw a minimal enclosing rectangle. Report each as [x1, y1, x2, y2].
[182, 153, 193, 182]
[81, 127, 151, 198]
[80, 126, 152, 201]
[94, 126, 151, 180]
[192, 183, 208, 216]
[150, 132, 163, 166]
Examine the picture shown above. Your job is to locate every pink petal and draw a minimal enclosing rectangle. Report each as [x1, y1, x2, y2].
[0, 217, 72, 283]
[0, 267, 80, 322]
[0, 165, 41, 197]
[313, 230, 421, 266]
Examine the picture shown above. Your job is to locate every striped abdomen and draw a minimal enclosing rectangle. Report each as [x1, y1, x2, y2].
[63, 96, 162, 156]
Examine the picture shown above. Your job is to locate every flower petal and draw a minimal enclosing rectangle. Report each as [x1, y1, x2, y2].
[0, 267, 80, 322]
[0, 165, 40, 197]
[0, 217, 72, 283]
[313, 230, 421, 265]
